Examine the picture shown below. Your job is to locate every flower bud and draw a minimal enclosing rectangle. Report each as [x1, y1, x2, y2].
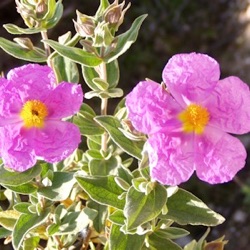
[15, 0, 57, 28]
[93, 21, 114, 47]
[103, 0, 131, 31]
[74, 10, 96, 37]
[13, 37, 34, 50]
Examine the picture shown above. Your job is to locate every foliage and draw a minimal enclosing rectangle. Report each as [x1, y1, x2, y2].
[0, 0, 233, 249]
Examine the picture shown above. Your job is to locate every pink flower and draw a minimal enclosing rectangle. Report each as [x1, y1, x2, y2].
[126, 53, 250, 185]
[0, 64, 83, 172]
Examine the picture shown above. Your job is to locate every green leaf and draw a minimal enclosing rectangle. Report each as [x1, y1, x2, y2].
[44, 39, 102, 66]
[76, 175, 125, 209]
[87, 200, 107, 233]
[109, 210, 126, 226]
[110, 224, 145, 250]
[73, 104, 105, 136]
[3, 24, 45, 35]
[124, 183, 167, 230]
[82, 60, 119, 91]
[162, 189, 225, 226]
[13, 208, 50, 250]
[0, 164, 42, 186]
[44, 0, 63, 30]
[56, 210, 91, 235]
[105, 14, 147, 63]
[23, 236, 40, 250]
[0, 227, 11, 239]
[14, 203, 31, 214]
[38, 172, 75, 201]
[148, 233, 182, 250]
[0, 210, 20, 231]
[96, 0, 110, 18]
[89, 156, 119, 176]
[154, 227, 190, 240]
[52, 55, 79, 83]
[3, 183, 37, 194]
[95, 116, 144, 160]
[0, 37, 47, 62]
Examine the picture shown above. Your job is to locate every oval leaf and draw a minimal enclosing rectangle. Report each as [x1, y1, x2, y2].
[0, 37, 47, 62]
[95, 115, 144, 160]
[13, 209, 50, 250]
[124, 183, 167, 230]
[109, 224, 145, 250]
[44, 39, 102, 66]
[0, 164, 42, 186]
[76, 175, 125, 209]
[162, 188, 225, 226]
[105, 14, 147, 63]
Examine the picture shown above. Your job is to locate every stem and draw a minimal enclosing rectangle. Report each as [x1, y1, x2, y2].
[41, 30, 52, 66]
[99, 61, 109, 152]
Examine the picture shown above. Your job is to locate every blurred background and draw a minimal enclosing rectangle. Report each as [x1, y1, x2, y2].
[1, 0, 250, 249]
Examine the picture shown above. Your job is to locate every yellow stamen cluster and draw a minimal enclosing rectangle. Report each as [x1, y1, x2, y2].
[20, 100, 48, 128]
[178, 104, 210, 134]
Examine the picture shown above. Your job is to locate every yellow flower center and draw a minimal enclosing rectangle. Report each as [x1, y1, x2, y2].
[178, 104, 210, 134]
[20, 100, 48, 128]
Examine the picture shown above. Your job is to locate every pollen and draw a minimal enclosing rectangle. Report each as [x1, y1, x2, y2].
[20, 100, 48, 128]
[178, 104, 210, 134]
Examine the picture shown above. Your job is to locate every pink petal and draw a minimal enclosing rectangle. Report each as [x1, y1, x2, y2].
[25, 121, 81, 163]
[162, 53, 220, 106]
[195, 126, 246, 184]
[44, 83, 83, 119]
[6, 64, 54, 102]
[206, 76, 250, 134]
[0, 78, 23, 125]
[146, 132, 195, 186]
[0, 126, 36, 172]
[125, 80, 181, 134]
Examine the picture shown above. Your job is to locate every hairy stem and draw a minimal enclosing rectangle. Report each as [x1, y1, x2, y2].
[41, 31, 52, 66]
[99, 61, 109, 152]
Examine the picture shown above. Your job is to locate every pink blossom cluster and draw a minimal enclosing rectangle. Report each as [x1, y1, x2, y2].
[0, 64, 83, 172]
[126, 53, 250, 186]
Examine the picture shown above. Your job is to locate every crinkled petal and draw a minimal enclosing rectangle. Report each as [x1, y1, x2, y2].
[125, 80, 182, 134]
[0, 125, 36, 172]
[206, 76, 250, 134]
[6, 64, 55, 102]
[44, 82, 83, 119]
[146, 132, 195, 186]
[24, 121, 81, 163]
[0, 78, 23, 125]
[162, 53, 220, 106]
[195, 126, 246, 184]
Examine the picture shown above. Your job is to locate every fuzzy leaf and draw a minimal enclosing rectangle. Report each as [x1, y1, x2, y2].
[13, 209, 50, 250]
[124, 183, 167, 230]
[95, 116, 144, 160]
[3, 183, 37, 194]
[0, 37, 46, 62]
[3, 24, 45, 35]
[162, 189, 225, 226]
[44, 39, 102, 66]
[148, 233, 182, 250]
[76, 175, 125, 209]
[109, 224, 145, 250]
[0, 164, 42, 186]
[105, 14, 147, 63]
[82, 60, 119, 91]
[73, 106, 105, 136]
[89, 156, 119, 176]
[0, 210, 20, 231]
[52, 55, 79, 83]
[38, 172, 75, 201]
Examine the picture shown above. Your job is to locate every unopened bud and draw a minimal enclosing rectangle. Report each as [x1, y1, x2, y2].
[36, 0, 48, 16]
[14, 37, 34, 50]
[103, 1, 131, 31]
[93, 21, 114, 47]
[74, 10, 96, 37]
